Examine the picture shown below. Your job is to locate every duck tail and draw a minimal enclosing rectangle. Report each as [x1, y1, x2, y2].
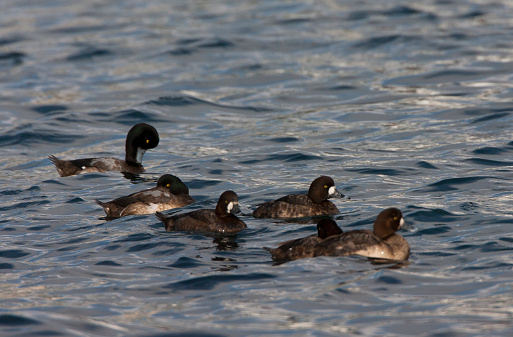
[156, 211, 167, 223]
[48, 155, 73, 177]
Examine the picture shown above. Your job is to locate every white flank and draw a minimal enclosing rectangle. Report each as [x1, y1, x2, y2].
[145, 203, 160, 213]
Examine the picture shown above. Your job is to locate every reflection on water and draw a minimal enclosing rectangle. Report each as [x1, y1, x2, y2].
[1, 0, 513, 336]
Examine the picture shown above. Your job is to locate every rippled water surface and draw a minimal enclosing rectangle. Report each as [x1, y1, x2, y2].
[2, 0, 513, 336]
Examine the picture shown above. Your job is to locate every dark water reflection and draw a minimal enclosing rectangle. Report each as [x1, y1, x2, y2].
[2, 0, 513, 336]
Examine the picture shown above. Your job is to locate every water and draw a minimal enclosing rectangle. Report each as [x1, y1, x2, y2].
[1, 0, 513, 335]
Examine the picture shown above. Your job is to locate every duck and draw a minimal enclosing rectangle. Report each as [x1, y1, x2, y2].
[252, 176, 344, 219]
[96, 174, 194, 218]
[317, 218, 343, 239]
[49, 123, 159, 177]
[156, 190, 247, 234]
[266, 208, 411, 262]
[262, 219, 343, 261]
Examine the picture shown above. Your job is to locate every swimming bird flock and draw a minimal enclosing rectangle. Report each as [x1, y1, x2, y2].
[49, 123, 412, 263]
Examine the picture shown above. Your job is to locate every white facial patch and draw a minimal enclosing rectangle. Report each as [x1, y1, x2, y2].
[136, 148, 147, 164]
[399, 217, 405, 228]
[328, 186, 336, 196]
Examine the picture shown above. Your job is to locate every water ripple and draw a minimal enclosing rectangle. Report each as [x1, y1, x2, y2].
[146, 95, 272, 112]
[66, 47, 113, 61]
[423, 176, 490, 192]
[0, 314, 40, 326]
[163, 273, 276, 292]
[0, 249, 30, 258]
[0, 52, 25, 68]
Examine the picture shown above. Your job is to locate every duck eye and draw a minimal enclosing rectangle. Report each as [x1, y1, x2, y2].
[166, 184, 170, 188]
[324, 185, 328, 188]
[146, 139, 149, 144]
[393, 216, 398, 220]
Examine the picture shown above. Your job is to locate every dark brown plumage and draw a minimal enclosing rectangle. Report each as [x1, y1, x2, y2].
[96, 174, 194, 218]
[263, 219, 343, 261]
[156, 190, 246, 234]
[266, 208, 411, 262]
[252, 176, 344, 219]
[317, 219, 343, 239]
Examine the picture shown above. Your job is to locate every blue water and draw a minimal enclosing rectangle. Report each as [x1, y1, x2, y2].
[2, 0, 513, 336]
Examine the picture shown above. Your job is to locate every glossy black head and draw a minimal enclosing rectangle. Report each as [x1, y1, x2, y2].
[373, 208, 405, 239]
[215, 190, 241, 217]
[317, 219, 343, 239]
[125, 123, 160, 165]
[157, 174, 189, 195]
[308, 176, 343, 204]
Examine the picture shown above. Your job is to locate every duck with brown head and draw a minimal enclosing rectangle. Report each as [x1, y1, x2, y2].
[267, 208, 411, 263]
[156, 190, 247, 234]
[252, 176, 345, 219]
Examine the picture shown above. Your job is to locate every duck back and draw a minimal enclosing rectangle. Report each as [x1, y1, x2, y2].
[158, 210, 246, 234]
[318, 230, 410, 261]
[266, 235, 320, 261]
[253, 194, 339, 218]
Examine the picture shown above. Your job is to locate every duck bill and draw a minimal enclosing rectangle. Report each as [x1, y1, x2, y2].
[135, 148, 147, 164]
[229, 203, 241, 215]
[399, 218, 414, 231]
[328, 186, 345, 199]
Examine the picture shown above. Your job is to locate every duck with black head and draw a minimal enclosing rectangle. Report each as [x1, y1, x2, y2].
[49, 123, 159, 177]
[252, 176, 345, 219]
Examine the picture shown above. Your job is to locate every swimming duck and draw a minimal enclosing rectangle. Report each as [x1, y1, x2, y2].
[49, 123, 159, 177]
[266, 208, 411, 262]
[252, 176, 344, 219]
[156, 190, 246, 234]
[263, 219, 342, 261]
[317, 218, 343, 239]
[96, 174, 194, 218]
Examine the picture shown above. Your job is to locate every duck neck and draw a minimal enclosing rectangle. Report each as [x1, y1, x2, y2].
[215, 203, 228, 217]
[126, 146, 145, 166]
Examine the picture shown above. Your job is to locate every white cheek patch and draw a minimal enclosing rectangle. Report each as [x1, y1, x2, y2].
[136, 148, 147, 164]
[328, 186, 336, 196]
[399, 217, 405, 228]
[227, 202, 233, 213]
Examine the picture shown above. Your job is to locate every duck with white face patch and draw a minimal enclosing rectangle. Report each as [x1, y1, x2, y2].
[156, 190, 246, 234]
[252, 176, 346, 219]
[49, 123, 159, 177]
